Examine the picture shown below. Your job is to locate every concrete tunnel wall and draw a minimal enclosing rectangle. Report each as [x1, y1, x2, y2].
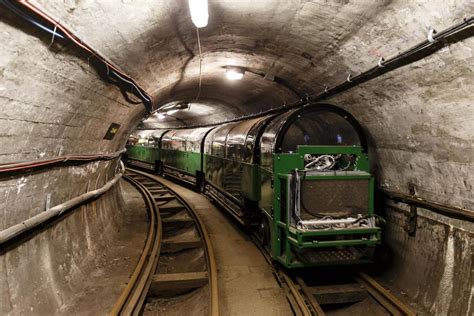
[0, 7, 146, 314]
[330, 38, 474, 315]
[0, 0, 473, 314]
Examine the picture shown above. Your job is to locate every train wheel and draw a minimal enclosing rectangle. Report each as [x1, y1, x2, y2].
[156, 162, 163, 175]
[257, 216, 270, 247]
[199, 179, 206, 193]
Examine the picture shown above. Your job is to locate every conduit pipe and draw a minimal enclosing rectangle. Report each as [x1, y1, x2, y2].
[0, 162, 125, 247]
[382, 189, 474, 222]
[0, 148, 126, 173]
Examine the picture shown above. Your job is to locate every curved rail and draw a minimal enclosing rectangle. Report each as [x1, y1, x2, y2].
[250, 220, 414, 315]
[156, 172, 219, 316]
[355, 272, 416, 316]
[110, 175, 162, 315]
[119, 168, 219, 316]
[278, 269, 416, 316]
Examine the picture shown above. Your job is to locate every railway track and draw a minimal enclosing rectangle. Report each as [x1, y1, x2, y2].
[250, 220, 415, 315]
[276, 268, 416, 316]
[116, 167, 414, 316]
[111, 168, 218, 316]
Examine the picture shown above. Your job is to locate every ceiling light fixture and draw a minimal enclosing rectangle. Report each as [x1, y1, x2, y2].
[166, 109, 179, 115]
[188, 0, 208, 28]
[225, 67, 245, 80]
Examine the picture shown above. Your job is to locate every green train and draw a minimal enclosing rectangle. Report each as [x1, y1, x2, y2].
[126, 103, 381, 268]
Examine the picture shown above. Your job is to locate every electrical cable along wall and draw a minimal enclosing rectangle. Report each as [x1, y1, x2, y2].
[0, 1, 153, 243]
[0, 0, 154, 114]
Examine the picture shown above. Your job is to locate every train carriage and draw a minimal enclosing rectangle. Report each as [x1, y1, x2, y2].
[125, 129, 167, 171]
[160, 127, 214, 184]
[125, 103, 382, 268]
[258, 105, 380, 267]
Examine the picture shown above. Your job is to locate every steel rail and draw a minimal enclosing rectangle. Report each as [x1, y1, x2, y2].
[355, 272, 416, 316]
[279, 271, 312, 316]
[124, 168, 219, 316]
[158, 175, 219, 316]
[295, 277, 326, 316]
[110, 175, 162, 316]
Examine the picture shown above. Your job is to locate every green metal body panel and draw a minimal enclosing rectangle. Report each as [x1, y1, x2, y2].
[260, 145, 380, 268]
[127, 143, 381, 269]
[126, 145, 160, 164]
[203, 154, 260, 203]
[161, 149, 202, 176]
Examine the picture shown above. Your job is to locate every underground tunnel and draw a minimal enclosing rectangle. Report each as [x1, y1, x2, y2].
[0, 0, 473, 315]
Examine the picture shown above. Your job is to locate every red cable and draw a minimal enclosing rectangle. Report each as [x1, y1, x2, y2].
[0, 150, 125, 173]
[17, 0, 153, 105]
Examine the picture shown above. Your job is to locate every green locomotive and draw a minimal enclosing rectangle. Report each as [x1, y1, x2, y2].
[126, 104, 381, 268]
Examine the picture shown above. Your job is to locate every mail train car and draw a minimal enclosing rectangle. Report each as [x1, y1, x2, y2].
[126, 103, 381, 268]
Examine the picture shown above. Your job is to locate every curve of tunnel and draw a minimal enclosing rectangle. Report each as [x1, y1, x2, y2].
[0, 1, 473, 315]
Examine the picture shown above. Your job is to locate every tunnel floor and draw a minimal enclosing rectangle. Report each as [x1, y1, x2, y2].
[153, 175, 293, 315]
[60, 180, 148, 315]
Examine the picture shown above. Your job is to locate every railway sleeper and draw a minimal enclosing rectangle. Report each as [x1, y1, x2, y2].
[154, 194, 176, 202]
[147, 189, 168, 194]
[160, 204, 187, 213]
[162, 217, 195, 228]
[307, 283, 368, 305]
[149, 272, 209, 297]
[161, 238, 202, 253]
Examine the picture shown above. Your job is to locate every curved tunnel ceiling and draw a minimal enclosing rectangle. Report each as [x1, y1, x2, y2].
[32, 0, 472, 127]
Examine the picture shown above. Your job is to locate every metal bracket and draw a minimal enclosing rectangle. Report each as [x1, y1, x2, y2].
[378, 57, 385, 68]
[48, 24, 58, 48]
[45, 193, 51, 211]
[427, 26, 437, 43]
[346, 73, 352, 82]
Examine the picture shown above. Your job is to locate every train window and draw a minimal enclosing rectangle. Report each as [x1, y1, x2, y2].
[243, 115, 273, 163]
[260, 111, 294, 169]
[186, 127, 212, 153]
[147, 137, 157, 147]
[161, 130, 177, 150]
[170, 129, 188, 151]
[225, 121, 247, 161]
[211, 123, 233, 157]
[151, 130, 168, 147]
[204, 128, 217, 155]
[279, 110, 360, 152]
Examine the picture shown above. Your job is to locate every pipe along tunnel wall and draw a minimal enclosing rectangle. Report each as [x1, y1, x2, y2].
[1, 1, 473, 315]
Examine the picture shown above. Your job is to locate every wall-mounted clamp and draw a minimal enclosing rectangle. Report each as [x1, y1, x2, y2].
[427, 26, 437, 43]
[346, 73, 352, 82]
[48, 23, 58, 48]
[378, 56, 385, 68]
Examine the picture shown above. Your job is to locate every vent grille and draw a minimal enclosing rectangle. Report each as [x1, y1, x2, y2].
[300, 179, 369, 218]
